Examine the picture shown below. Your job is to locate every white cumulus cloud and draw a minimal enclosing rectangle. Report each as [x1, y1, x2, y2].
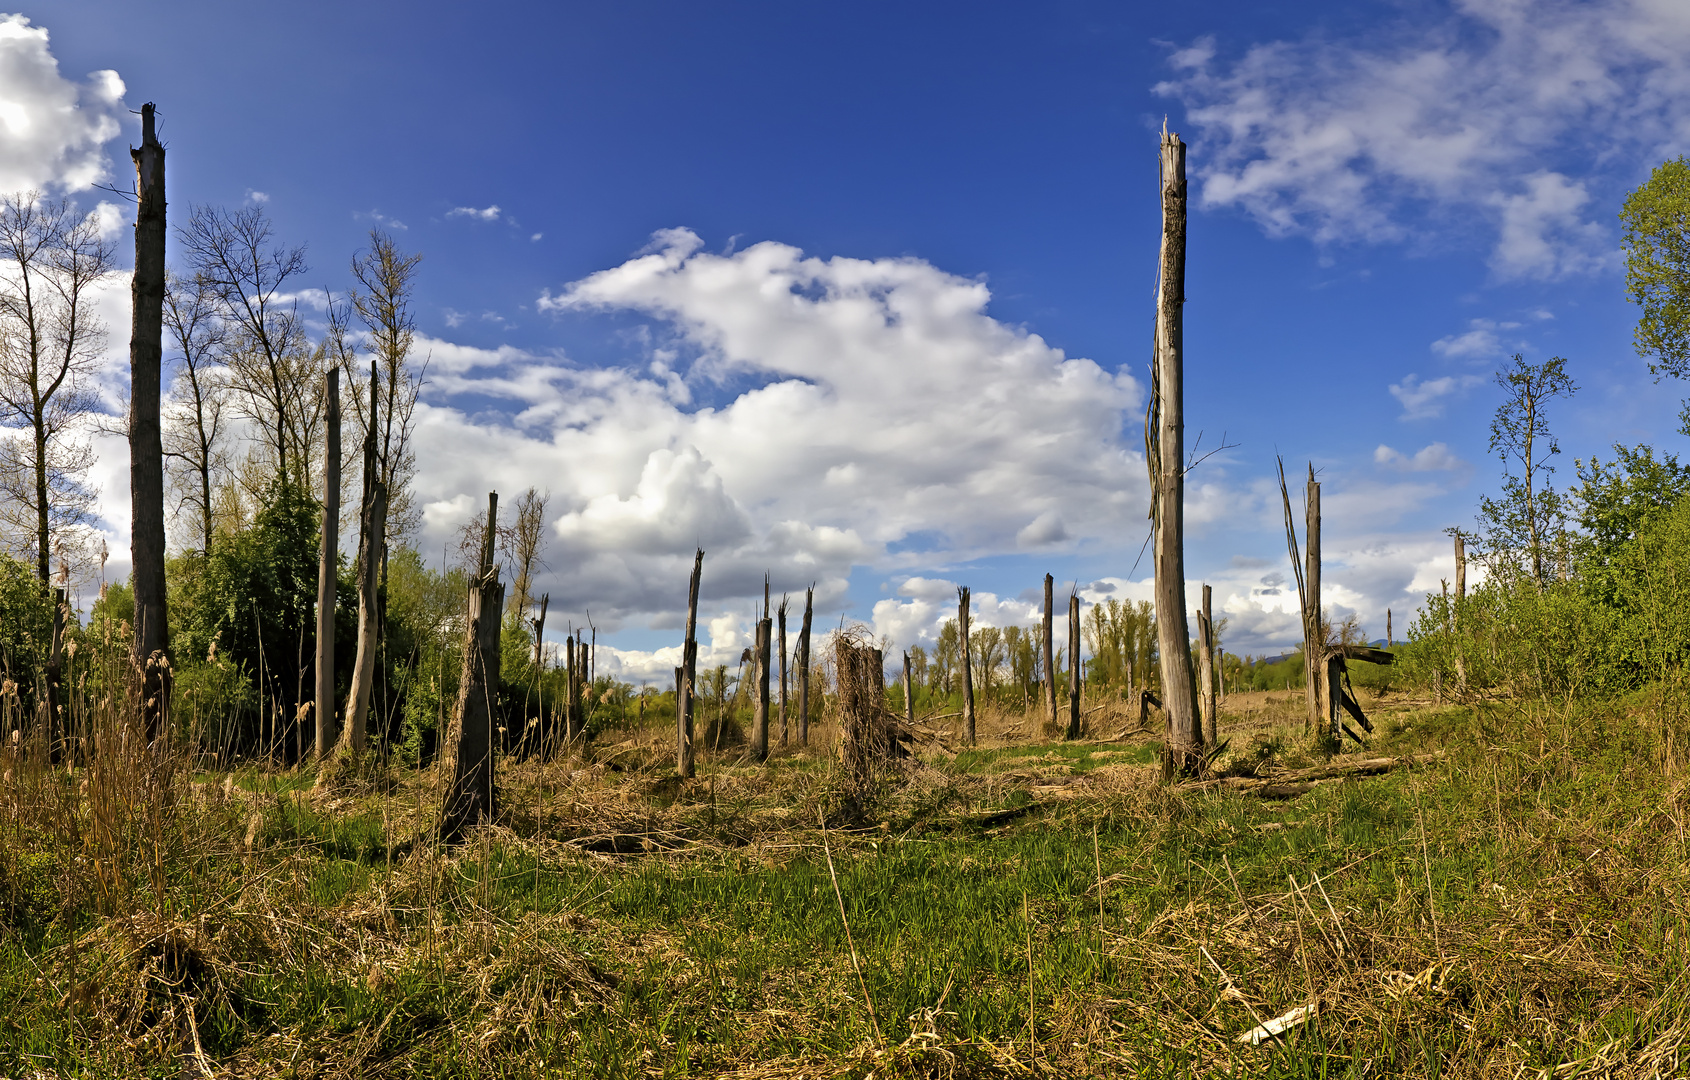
[1389, 373, 1484, 420]
[447, 204, 501, 222]
[0, 15, 127, 193]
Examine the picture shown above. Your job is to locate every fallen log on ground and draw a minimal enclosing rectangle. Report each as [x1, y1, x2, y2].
[1189, 752, 1443, 798]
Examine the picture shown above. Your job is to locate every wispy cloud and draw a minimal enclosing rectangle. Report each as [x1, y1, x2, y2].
[1154, 0, 1690, 278]
[1431, 318, 1522, 360]
[447, 204, 501, 222]
[1374, 442, 1466, 472]
[1389, 373, 1484, 420]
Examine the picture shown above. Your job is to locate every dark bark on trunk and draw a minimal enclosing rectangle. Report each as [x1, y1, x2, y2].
[798, 586, 813, 746]
[1042, 573, 1057, 733]
[315, 368, 339, 757]
[959, 586, 976, 745]
[679, 549, 701, 776]
[1150, 128, 1201, 777]
[129, 102, 170, 742]
[1305, 473, 1322, 733]
[439, 492, 502, 843]
[1067, 594, 1081, 740]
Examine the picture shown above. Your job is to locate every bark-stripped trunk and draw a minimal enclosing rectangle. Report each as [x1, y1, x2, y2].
[958, 586, 976, 745]
[340, 365, 383, 756]
[797, 586, 813, 746]
[129, 102, 170, 742]
[1149, 127, 1202, 777]
[1198, 583, 1216, 746]
[777, 597, 789, 746]
[751, 610, 771, 763]
[678, 549, 701, 776]
[46, 587, 65, 762]
[1305, 472, 1322, 734]
[439, 492, 502, 843]
[1042, 574, 1057, 732]
[315, 367, 339, 758]
[1067, 594, 1081, 740]
[903, 649, 915, 728]
[1453, 533, 1467, 690]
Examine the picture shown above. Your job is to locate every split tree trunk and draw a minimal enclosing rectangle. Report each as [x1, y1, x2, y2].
[1066, 594, 1081, 740]
[1453, 533, 1468, 691]
[903, 650, 915, 728]
[1305, 471, 1323, 734]
[340, 365, 384, 756]
[777, 596, 789, 746]
[315, 367, 339, 758]
[1042, 574, 1057, 733]
[797, 586, 813, 745]
[1198, 583, 1216, 746]
[751, 612, 771, 762]
[439, 493, 503, 843]
[46, 588, 65, 762]
[129, 101, 169, 742]
[1150, 127, 1202, 777]
[678, 549, 702, 777]
[958, 586, 976, 745]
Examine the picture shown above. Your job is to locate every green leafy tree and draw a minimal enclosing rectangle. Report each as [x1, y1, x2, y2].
[1478, 354, 1576, 587]
[1572, 444, 1690, 603]
[1621, 157, 1690, 379]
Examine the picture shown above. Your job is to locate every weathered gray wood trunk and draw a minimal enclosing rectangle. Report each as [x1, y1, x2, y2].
[777, 596, 789, 746]
[751, 612, 771, 762]
[798, 586, 813, 745]
[1199, 583, 1216, 746]
[1149, 128, 1202, 777]
[1305, 472, 1323, 734]
[1042, 574, 1057, 731]
[678, 549, 702, 776]
[315, 368, 340, 758]
[1453, 533, 1467, 690]
[439, 494, 503, 843]
[958, 586, 976, 745]
[903, 649, 915, 728]
[129, 102, 170, 742]
[1066, 594, 1081, 739]
[341, 365, 385, 755]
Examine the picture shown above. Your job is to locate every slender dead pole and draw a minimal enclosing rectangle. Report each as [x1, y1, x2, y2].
[129, 101, 170, 742]
[1387, 608, 1393, 648]
[798, 585, 813, 745]
[1042, 573, 1057, 732]
[752, 578, 772, 763]
[903, 650, 915, 729]
[1067, 593, 1082, 739]
[1305, 467, 1323, 734]
[1453, 532, 1467, 690]
[439, 492, 503, 842]
[315, 367, 340, 758]
[778, 595, 789, 746]
[340, 363, 385, 756]
[959, 586, 976, 746]
[1198, 583, 1216, 746]
[531, 594, 549, 668]
[679, 549, 702, 776]
[1148, 124, 1202, 777]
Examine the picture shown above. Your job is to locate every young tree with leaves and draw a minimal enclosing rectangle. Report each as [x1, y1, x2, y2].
[1479, 354, 1577, 586]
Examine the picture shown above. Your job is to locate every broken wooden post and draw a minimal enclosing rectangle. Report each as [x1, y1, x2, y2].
[340, 363, 385, 756]
[1387, 608, 1393, 647]
[798, 585, 813, 746]
[778, 595, 789, 746]
[315, 368, 340, 758]
[129, 101, 170, 744]
[679, 549, 702, 777]
[751, 583, 771, 763]
[439, 492, 504, 843]
[565, 633, 579, 742]
[903, 649, 915, 729]
[1199, 583, 1216, 746]
[1148, 125, 1203, 777]
[1067, 592, 1081, 740]
[959, 586, 976, 745]
[1043, 573, 1057, 732]
[837, 631, 892, 818]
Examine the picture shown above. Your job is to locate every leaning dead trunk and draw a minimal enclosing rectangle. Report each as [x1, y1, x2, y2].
[129, 101, 169, 742]
[315, 368, 340, 758]
[1148, 126, 1202, 777]
[959, 586, 976, 745]
[438, 493, 503, 843]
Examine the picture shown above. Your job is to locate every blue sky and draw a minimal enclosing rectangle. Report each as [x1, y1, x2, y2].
[10, 0, 1690, 680]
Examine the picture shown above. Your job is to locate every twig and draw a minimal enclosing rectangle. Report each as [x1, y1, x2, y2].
[1199, 946, 1272, 1036]
[819, 808, 882, 1046]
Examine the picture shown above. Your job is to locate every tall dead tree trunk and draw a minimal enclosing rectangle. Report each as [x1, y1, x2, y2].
[958, 586, 976, 746]
[315, 367, 339, 758]
[1042, 573, 1057, 733]
[777, 595, 789, 745]
[129, 101, 169, 742]
[797, 585, 813, 746]
[1453, 532, 1467, 691]
[678, 549, 701, 777]
[46, 587, 65, 762]
[751, 596, 771, 763]
[903, 649, 915, 728]
[1149, 126, 1202, 777]
[531, 593, 548, 667]
[1198, 583, 1216, 746]
[1067, 593, 1081, 740]
[1305, 470, 1322, 735]
[439, 492, 503, 843]
[339, 364, 384, 757]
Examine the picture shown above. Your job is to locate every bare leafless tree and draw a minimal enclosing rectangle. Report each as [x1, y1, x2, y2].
[344, 229, 424, 541]
[503, 486, 549, 621]
[177, 204, 321, 494]
[0, 193, 114, 583]
[162, 271, 231, 555]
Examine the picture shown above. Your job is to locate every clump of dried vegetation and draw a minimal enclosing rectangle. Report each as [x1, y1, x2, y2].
[4, 669, 1690, 1078]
